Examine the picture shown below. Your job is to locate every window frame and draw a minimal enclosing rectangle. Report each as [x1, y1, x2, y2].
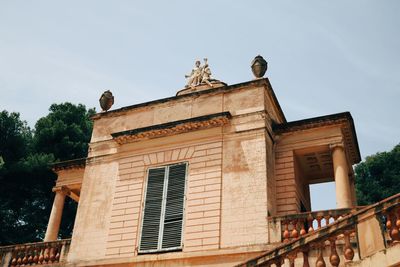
[138, 162, 188, 254]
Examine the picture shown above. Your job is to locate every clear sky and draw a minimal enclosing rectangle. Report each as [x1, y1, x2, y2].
[1, 1, 399, 210]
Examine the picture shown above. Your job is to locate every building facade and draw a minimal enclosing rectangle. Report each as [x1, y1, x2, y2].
[1, 59, 400, 267]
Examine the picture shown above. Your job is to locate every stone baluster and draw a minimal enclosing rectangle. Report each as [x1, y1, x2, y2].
[38, 246, 44, 264]
[343, 231, 354, 261]
[385, 210, 391, 236]
[10, 247, 17, 267]
[300, 219, 307, 236]
[283, 221, 290, 242]
[49, 246, 55, 262]
[324, 215, 330, 227]
[307, 218, 314, 233]
[396, 207, 400, 242]
[333, 215, 339, 224]
[22, 246, 28, 265]
[315, 245, 326, 267]
[389, 208, 400, 242]
[27, 246, 34, 264]
[287, 252, 297, 267]
[33, 247, 39, 264]
[44, 245, 50, 263]
[55, 245, 61, 262]
[329, 238, 340, 267]
[16, 246, 22, 266]
[291, 219, 299, 239]
[386, 210, 396, 242]
[302, 250, 310, 267]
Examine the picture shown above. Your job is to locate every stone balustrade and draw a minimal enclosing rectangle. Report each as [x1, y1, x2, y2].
[269, 208, 362, 242]
[385, 207, 400, 246]
[0, 239, 70, 267]
[238, 192, 400, 267]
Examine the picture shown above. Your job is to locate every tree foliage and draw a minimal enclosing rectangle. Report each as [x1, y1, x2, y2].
[34, 103, 95, 161]
[0, 111, 32, 163]
[0, 103, 95, 245]
[355, 143, 400, 205]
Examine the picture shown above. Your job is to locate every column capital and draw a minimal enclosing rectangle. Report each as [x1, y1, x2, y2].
[52, 186, 70, 195]
[53, 186, 79, 202]
[329, 142, 345, 151]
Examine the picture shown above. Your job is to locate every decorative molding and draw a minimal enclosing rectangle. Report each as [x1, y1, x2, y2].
[52, 186, 80, 202]
[273, 112, 361, 164]
[90, 78, 286, 124]
[112, 112, 231, 145]
[329, 142, 345, 151]
[52, 158, 86, 172]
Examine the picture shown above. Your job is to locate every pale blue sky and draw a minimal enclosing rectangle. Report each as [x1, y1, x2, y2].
[1, 1, 399, 210]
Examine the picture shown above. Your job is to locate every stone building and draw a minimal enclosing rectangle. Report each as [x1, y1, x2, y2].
[1, 57, 399, 266]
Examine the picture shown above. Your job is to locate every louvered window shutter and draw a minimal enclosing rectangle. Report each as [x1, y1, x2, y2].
[139, 167, 165, 252]
[139, 163, 187, 253]
[162, 163, 186, 249]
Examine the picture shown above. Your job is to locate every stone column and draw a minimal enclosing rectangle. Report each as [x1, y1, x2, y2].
[44, 189, 66, 241]
[331, 144, 353, 209]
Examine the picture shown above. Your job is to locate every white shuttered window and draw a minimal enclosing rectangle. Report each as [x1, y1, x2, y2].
[139, 162, 187, 253]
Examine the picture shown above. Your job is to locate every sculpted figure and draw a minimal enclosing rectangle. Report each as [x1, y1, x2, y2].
[201, 58, 213, 87]
[185, 60, 202, 88]
[185, 58, 217, 88]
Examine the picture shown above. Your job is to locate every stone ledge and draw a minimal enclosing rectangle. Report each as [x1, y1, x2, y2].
[272, 112, 361, 164]
[111, 112, 231, 145]
[175, 81, 227, 96]
[64, 244, 275, 267]
[90, 78, 286, 124]
[52, 158, 87, 171]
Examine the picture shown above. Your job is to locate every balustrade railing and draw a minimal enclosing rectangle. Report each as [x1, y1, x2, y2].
[269, 208, 362, 242]
[0, 239, 70, 267]
[238, 193, 400, 267]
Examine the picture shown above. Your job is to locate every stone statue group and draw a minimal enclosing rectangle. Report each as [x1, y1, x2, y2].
[185, 58, 215, 88]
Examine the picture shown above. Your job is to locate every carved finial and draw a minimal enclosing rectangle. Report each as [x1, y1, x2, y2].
[251, 55, 268, 78]
[185, 58, 217, 88]
[99, 90, 114, 112]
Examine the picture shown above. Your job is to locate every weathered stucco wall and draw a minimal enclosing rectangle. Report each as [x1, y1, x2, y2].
[55, 168, 84, 188]
[274, 126, 348, 215]
[68, 81, 281, 265]
[68, 161, 118, 263]
[90, 83, 280, 143]
[275, 150, 299, 215]
[221, 130, 269, 247]
[104, 132, 224, 257]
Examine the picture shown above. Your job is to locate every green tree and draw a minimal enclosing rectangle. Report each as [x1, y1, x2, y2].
[355, 144, 400, 205]
[32, 103, 95, 240]
[0, 111, 36, 244]
[0, 103, 95, 245]
[0, 153, 56, 244]
[0, 111, 32, 163]
[34, 103, 95, 161]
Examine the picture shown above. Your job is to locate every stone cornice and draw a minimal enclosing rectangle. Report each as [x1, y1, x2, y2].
[52, 158, 86, 172]
[272, 112, 361, 164]
[91, 78, 286, 123]
[112, 112, 231, 145]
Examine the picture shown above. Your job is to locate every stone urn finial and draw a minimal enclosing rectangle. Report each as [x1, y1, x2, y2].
[99, 90, 114, 112]
[251, 55, 268, 78]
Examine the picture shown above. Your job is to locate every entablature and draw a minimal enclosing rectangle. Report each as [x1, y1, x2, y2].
[111, 112, 231, 145]
[273, 112, 361, 165]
